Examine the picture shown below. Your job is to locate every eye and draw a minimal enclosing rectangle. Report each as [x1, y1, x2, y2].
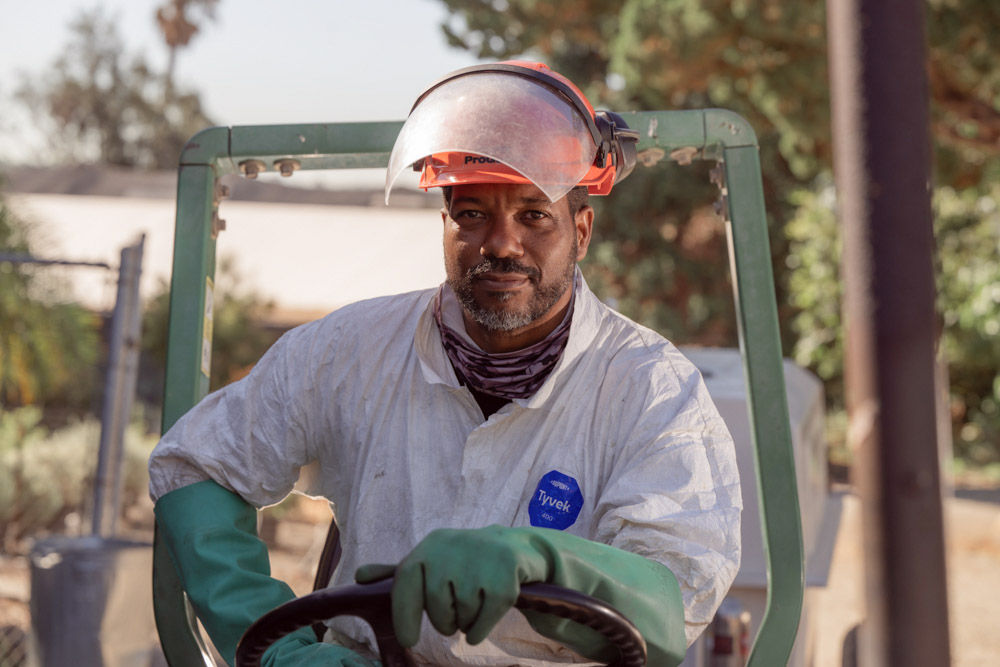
[521, 210, 550, 222]
[453, 209, 484, 222]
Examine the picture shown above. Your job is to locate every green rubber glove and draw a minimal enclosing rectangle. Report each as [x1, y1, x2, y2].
[355, 525, 685, 667]
[155, 480, 378, 667]
[262, 629, 380, 667]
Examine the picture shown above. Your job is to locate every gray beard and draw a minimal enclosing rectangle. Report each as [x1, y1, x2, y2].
[457, 289, 547, 332]
[448, 255, 576, 333]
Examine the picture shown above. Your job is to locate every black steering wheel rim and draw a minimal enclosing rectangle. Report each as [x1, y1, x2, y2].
[234, 579, 647, 667]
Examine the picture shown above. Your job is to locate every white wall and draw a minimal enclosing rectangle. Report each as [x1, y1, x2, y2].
[7, 194, 446, 315]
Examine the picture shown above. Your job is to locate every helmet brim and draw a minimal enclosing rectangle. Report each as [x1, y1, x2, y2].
[385, 72, 598, 204]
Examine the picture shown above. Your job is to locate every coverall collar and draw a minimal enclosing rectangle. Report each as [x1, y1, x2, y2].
[415, 267, 601, 408]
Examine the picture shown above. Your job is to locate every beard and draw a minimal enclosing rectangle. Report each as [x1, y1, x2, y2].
[447, 244, 577, 333]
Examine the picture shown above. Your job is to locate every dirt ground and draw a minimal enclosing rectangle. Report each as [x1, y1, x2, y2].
[2, 488, 999, 666]
[810, 489, 1000, 667]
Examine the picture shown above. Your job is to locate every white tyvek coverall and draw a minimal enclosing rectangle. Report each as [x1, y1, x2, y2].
[148, 271, 742, 665]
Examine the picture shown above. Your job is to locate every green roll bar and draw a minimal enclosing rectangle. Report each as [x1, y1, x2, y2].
[154, 110, 803, 666]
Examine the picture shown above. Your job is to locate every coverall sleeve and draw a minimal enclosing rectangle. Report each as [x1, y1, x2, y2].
[148, 320, 329, 507]
[592, 352, 742, 646]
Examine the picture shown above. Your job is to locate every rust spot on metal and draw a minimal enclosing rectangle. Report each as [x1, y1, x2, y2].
[637, 147, 666, 167]
[239, 159, 267, 179]
[669, 146, 700, 165]
[274, 158, 301, 177]
[716, 121, 742, 135]
[211, 212, 226, 240]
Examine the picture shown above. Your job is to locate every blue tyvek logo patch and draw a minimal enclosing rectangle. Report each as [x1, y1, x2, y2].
[529, 470, 583, 530]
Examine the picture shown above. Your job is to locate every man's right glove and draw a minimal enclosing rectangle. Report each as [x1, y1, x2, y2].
[356, 524, 686, 667]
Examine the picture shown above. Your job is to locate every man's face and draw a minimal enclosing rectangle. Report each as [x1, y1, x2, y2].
[442, 182, 593, 349]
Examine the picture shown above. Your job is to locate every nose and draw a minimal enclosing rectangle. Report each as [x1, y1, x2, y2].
[480, 216, 523, 259]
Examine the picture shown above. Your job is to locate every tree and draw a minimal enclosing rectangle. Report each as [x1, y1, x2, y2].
[141, 256, 280, 401]
[440, 0, 1000, 186]
[436, 0, 1000, 337]
[155, 0, 220, 96]
[437, 0, 835, 346]
[436, 0, 1000, 464]
[16, 8, 215, 169]
[925, 0, 1000, 189]
[785, 182, 1000, 465]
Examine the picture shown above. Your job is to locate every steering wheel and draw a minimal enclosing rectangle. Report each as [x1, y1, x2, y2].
[234, 578, 647, 667]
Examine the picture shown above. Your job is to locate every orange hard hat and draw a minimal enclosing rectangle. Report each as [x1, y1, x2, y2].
[384, 61, 638, 204]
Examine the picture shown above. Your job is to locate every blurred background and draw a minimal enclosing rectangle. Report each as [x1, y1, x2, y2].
[1, 1, 998, 666]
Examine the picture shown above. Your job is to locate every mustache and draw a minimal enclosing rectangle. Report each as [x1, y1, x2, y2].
[467, 257, 540, 281]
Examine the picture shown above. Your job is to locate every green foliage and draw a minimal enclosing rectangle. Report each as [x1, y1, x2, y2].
[142, 256, 280, 394]
[15, 7, 215, 170]
[439, 0, 1000, 187]
[582, 161, 737, 345]
[785, 184, 1000, 462]
[611, 0, 830, 182]
[437, 0, 832, 347]
[784, 183, 842, 390]
[0, 407, 158, 548]
[936, 186, 1000, 463]
[0, 195, 100, 410]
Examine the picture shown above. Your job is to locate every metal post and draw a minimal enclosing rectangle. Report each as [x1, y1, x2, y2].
[721, 145, 803, 667]
[92, 235, 146, 537]
[155, 158, 221, 667]
[827, 1, 951, 665]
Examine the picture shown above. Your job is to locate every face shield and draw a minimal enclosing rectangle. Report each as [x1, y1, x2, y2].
[384, 72, 599, 204]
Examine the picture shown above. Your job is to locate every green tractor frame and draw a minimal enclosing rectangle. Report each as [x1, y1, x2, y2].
[153, 110, 805, 666]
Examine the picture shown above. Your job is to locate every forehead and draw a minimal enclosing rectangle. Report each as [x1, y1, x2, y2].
[448, 182, 568, 210]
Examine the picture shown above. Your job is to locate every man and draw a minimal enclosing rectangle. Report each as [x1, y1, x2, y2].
[149, 61, 741, 667]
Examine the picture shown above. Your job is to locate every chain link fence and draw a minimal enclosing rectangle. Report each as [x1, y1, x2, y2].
[0, 624, 27, 667]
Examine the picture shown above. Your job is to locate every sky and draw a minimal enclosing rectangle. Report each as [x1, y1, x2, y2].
[0, 0, 489, 183]
[0, 0, 495, 305]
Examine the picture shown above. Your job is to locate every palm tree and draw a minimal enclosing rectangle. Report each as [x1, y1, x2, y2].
[155, 0, 220, 98]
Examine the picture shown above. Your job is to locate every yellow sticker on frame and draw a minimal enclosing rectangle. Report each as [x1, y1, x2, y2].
[201, 276, 214, 377]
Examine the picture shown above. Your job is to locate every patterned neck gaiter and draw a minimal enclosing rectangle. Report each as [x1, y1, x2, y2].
[433, 286, 575, 400]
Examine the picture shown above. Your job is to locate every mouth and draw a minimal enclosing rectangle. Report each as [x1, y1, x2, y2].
[474, 272, 531, 291]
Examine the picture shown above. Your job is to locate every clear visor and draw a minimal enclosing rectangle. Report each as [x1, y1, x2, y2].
[385, 73, 598, 204]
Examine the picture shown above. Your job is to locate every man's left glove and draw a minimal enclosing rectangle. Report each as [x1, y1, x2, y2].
[355, 524, 685, 667]
[155, 480, 379, 667]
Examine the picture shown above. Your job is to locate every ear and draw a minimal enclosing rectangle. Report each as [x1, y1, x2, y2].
[574, 205, 594, 261]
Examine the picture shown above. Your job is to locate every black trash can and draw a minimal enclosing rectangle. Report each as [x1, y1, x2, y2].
[30, 537, 158, 667]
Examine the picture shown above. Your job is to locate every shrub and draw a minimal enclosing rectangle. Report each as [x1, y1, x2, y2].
[0, 407, 157, 550]
[0, 197, 101, 413]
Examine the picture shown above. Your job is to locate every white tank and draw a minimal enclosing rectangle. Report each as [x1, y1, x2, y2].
[678, 347, 841, 667]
